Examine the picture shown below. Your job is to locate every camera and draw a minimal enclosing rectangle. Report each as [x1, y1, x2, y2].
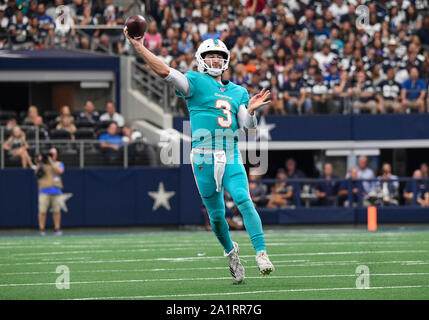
[39, 151, 53, 164]
[35, 151, 53, 178]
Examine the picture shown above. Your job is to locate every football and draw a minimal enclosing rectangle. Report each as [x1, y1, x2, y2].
[124, 14, 147, 39]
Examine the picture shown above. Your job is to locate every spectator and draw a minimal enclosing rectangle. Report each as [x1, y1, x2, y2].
[78, 100, 100, 123]
[332, 70, 353, 114]
[223, 18, 240, 49]
[99, 122, 123, 161]
[248, 167, 268, 207]
[143, 20, 162, 52]
[294, 47, 308, 74]
[375, 162, 399, 206]
[120, 124, 142, 161]
[230, 63, 249, 87]
[306, 69, 333, 114]
[285, 158, 306, 179]
[0, 7, 9, 49]
[121, 125, 142, 143]
[403, 169, 429, 206]
[376, 67, 402, 113]
[5, 118, 17, 131]
[32, 114, 49, 140]
[202, 20, 221, 41]
[324, 61, 341, 88]
[23, 105, 43, 126]
[352, 71, 379, 114]
[420, 162, 429, 178]
[246, 0, 266, 15]
[56, 105, 74, 123]
[323, 61, 343, 113]
[338, 167, 366, 208]
[157, 46, 173, 66]
[2, 125, 34, 168]
[338, 42, 353, 72]
[382, 37, 404, 73]
[313, 18, 330, 49]
[35, 147, 65, 236]
[401, 67, 426, 113]
[266, 168, 293, 208]
[8, 10, 31, 50]
[329, 27, 344, 54]
[169, 38, 183, 60]
[297, 9, 316, 40]
[4, 0, 16, 19]
[416, 15, 429, 48]
[77, 4, 100, 50]
[283, 68, 308, 115]
[25, 0, 37, 19]
[246, 72, 264, 99]
[329, 0, 349, 25]
[178, 51, 197, 73]
[56, 113, 77, 139]
[177, 30, 193, 54]
[263, 75, 285, 115]
[36, 3, 54, 48]
[96, 0, 125, 54]
[231, 36, 252, 62]
[349, 156, 376, 196]
[315, 163, 339, 206]
[314, 43, 336, 73]
[27, 16, 44, 49]
[99, 101, 124, 127]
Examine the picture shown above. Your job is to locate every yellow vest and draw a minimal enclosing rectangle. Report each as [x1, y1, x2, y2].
[37, 162, 64, 190]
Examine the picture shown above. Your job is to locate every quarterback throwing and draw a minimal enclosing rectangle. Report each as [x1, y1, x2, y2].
[124, 28, 274, 283]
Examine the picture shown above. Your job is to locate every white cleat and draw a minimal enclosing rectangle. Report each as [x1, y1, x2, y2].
[256, 250, 275, 276]
[224, 241, 245, 283]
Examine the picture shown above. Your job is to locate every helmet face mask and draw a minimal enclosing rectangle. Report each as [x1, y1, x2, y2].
[196, 39, 230, 77]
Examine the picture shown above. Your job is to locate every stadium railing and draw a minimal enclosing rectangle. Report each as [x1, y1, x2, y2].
[131, 59, 176, 113]
[0, 125, 159, 168]
[251, 177, 429, 209]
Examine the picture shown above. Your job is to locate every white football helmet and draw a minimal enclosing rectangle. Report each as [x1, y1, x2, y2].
[196, 39, 230, 77]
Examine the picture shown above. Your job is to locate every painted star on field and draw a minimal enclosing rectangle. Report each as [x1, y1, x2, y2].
[148, 182, 176, 211]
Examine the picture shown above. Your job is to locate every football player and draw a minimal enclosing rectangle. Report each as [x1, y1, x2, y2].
[124, 29, 274, 283]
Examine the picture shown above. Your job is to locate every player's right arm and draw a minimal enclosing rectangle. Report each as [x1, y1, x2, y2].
[124, 28, 190, 97]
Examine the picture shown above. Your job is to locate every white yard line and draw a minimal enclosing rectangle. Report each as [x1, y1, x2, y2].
[5, 240, 427, 255]
[70, 284, 429, 300]
[2, 260, 428, 276]
[1, 273, 429, 288]
[0, 250, 427, 267]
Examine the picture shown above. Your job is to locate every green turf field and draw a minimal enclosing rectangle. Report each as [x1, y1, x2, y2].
[0, 226, 428, 300]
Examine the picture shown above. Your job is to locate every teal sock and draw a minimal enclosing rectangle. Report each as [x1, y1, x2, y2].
[203, 194, 234, 254]
[210, 218, 234, 254]
[237, 200, 266, 252]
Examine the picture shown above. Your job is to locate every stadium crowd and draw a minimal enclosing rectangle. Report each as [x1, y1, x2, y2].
[246, 157, 429, 208]
[2, 0, 429, 115]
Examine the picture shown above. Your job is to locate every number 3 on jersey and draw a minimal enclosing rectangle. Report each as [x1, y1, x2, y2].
[215, 99, 232, 128]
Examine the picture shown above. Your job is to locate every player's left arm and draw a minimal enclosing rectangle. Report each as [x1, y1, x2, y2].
[238, 88, 271, 131]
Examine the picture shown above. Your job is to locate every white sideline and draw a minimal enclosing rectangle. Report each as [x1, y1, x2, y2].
[1, 272, 429, 288]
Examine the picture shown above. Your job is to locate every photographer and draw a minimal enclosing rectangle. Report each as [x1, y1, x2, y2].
[35, 148, 65, 236]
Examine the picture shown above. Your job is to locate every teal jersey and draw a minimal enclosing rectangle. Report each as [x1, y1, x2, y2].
[177, 71, 250, 150]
